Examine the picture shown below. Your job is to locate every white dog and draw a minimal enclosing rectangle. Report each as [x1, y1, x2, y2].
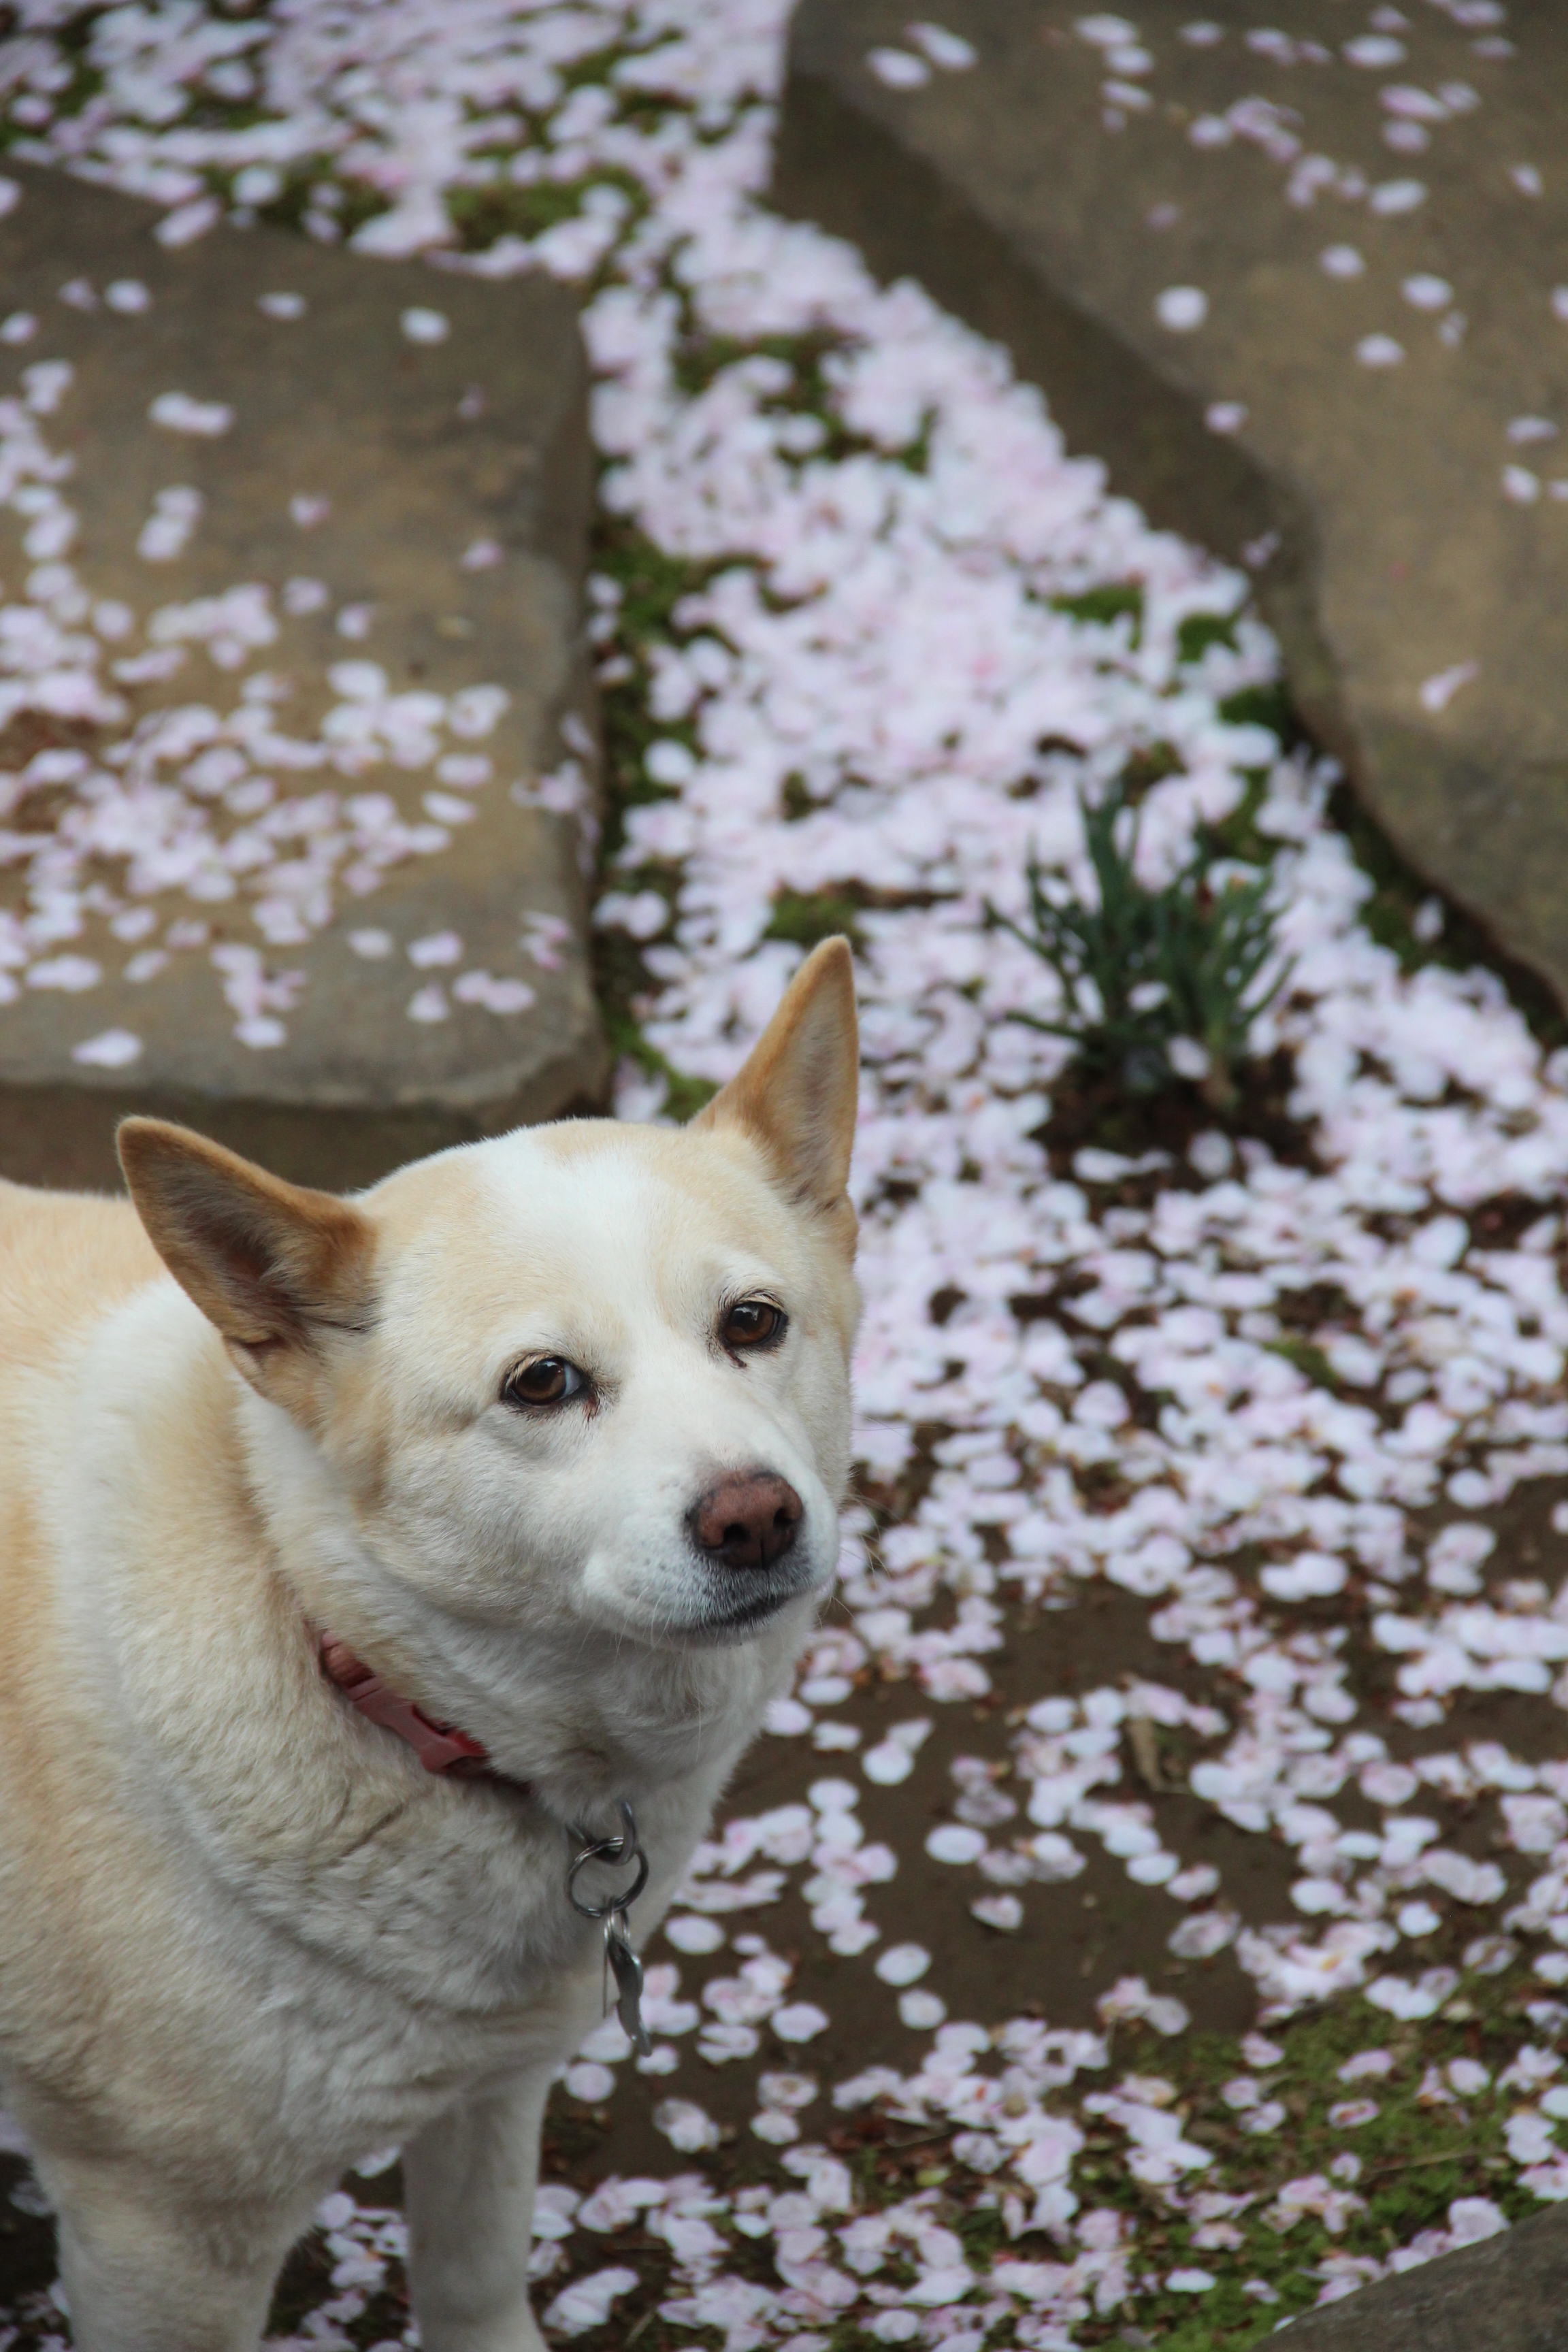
[0, 938, 860, 2352]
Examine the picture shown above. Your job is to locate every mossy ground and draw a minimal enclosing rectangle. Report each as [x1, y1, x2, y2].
[255, 1957, 1561, 2348]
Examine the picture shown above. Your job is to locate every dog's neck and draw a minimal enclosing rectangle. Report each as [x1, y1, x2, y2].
[315, 1626, 505, 1782]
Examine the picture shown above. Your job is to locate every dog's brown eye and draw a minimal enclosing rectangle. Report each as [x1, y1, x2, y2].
[502, 1356, 586, 1409]
[721, 1298, 785, 1351]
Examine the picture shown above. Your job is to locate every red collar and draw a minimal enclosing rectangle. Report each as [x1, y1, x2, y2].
[317, 1629, 497, 1780]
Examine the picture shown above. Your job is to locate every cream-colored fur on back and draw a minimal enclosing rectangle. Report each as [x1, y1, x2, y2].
[0, 941, 860, 2352]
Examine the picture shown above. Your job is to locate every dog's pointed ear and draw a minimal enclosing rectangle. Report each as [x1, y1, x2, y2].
[693, 937, 859, 1213]
[117, 1119, 374, 1358]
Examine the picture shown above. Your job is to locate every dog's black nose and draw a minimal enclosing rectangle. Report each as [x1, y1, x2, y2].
[691, 1471, 803, 1571]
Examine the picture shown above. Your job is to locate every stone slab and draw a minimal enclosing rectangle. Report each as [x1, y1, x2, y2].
[0, 163, 604, 1189]
[1273, 2200, 1568, 2351]
[773, 1, 1568, 1003]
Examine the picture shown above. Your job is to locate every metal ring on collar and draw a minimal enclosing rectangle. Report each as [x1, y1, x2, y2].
[566, 1798, 650, 1919]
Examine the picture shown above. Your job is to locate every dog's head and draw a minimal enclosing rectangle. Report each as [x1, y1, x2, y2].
[117, 942, 860, 1688]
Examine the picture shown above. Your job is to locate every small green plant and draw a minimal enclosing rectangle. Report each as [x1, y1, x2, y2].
[987, 784, 1291, 1109]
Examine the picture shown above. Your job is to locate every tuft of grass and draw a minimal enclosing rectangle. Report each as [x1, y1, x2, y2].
[1266, 1336, 1339, 1391]
[987, 783, 1291, 1111]
[586, 514, 727, 1122]
[247, 172, 389, 242]
[1115, 740, 1184, 804]
[1218, 681, 1299, 743]
[591, 516, 717, 860]
[668, 330, 905, 469]
[1052, 581, 1145, 644]
[1178, 611, 1241, 665]
[446, 177, 585, 248]
[445, 167, 646, 258]
[1330, 781, 1568, 1049]
[765, 889, 864, 953]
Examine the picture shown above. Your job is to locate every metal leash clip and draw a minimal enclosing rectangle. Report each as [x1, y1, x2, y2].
[566, 1799, 653, 2057]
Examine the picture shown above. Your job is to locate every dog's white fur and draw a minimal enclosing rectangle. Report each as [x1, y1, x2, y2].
[0, 941, 860, 2352]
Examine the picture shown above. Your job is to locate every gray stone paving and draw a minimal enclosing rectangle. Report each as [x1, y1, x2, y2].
[1277, 2193, 1568, 2349]
[0, 165, 603, 1190]
[773, 0, 1568, 1003]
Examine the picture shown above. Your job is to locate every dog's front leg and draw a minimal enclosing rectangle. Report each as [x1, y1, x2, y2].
[42, 2157, 299, 2352]
[404, 2069, 555, 2352]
